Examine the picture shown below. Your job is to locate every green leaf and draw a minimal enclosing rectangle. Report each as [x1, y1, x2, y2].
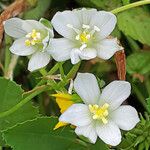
[76, 0, 96, 8]
[89, 140, 109, 150]
[127, 52, 150, 75]
[76, 0, 122, 10]
[122, 0, 130, 5]
[3, 117, 84, 150]
[70, 139, 109, 150]
[117, 7, 150, 46]
[3, 116, 109, 150]
[0, 77, 38, 145]
[23, 0, 52, 19]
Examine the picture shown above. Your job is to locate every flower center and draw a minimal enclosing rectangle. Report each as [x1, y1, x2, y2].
[76, 31, 91, 44]
[25, 29, 41, 46]
[67, 24, 100, 50]
[89, 103, 109, 124]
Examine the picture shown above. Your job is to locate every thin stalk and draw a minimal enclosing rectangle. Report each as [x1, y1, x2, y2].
[37, 63, 61, 86]
[0, 85, 49, 118]
[4, 34, 12, 74]
[58, 62, 65, 80]
[111, 0, 150, 14]
[66, 62, 81, 80]
[39, 68, 47, 76]
[0, 62, 80, 118]
[4, 54, 18, 80]
[57, 62, 81, 88]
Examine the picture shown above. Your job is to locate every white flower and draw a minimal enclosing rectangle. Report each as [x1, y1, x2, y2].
[4, 18, 54, 71]
[49, 8, 123, 64]
[59, 73, 140, 146]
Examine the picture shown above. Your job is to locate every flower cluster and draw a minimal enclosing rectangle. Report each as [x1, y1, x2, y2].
[4, 8, 122, 71]
[4, 8, 139, 147]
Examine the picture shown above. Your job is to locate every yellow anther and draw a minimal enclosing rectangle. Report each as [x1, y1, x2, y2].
[25, 29, 41, 47]
[101, 117, 108, 124]
[31, 40, 36, 45]
[79, 32, 90, 44]
[25, 39, 31, 46]
[89, 103, 109, 124]
[31, 29, 37, 39]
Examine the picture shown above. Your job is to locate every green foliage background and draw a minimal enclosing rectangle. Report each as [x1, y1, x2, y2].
[0, 0, 150, 150]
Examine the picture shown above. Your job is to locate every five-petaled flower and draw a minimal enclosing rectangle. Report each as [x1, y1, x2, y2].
[4, 18, 54, 71]
[49, 8, 123, 64]
[59, 73, 140, 146]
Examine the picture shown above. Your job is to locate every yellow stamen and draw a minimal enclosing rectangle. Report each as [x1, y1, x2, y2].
[25, 39, 31, 46]
[89, 103, 109, 124]
[31, 29, 38, 39]
[25, 29, 41, 46]
[79, 32, 90, 44]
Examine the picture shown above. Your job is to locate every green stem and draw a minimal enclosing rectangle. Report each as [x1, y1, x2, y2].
[39, 68, 47, 76]
[4, 54, 18, 80]
[36, 63, 61, 86]
[58, 62, 65, 80]
[66, 62, 81, 80]
[57, 62, 81, 88]
[0, 85, 49, 118]
[0, 62, 80, 118]
[4, 34, 12, 74]
[111, 0, 150, 14]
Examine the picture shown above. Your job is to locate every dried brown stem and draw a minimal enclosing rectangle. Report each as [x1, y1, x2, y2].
[115, 50, 126, 81]
[0, 0, 27, 45]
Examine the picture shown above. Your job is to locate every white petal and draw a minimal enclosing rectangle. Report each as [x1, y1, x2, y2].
[75, 123, 97, 143]
[25, 20, 47, 32]
[111, 105, 140, 130]
[28, 52, 51, 72]
[70, 48, 81, 64]
[42, 32, 50, 50]
[74, 73, 101, 105]
[10, 38, 35, 56]
[90, 11, 117, 39]
[49, 38, 75, 62]
[96, 121, 121, 146]
[96, 38, 123, 60]
[59, 104, 92, 127]
[51, 10, 81, 39]
[4, 18, 47, 38]
[80, 48, 97, 60]
[70, 48, 97, 64]
[100, 81, 131, 110]
[74, 8, 97, 25]
[4, 18, 27, 38]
